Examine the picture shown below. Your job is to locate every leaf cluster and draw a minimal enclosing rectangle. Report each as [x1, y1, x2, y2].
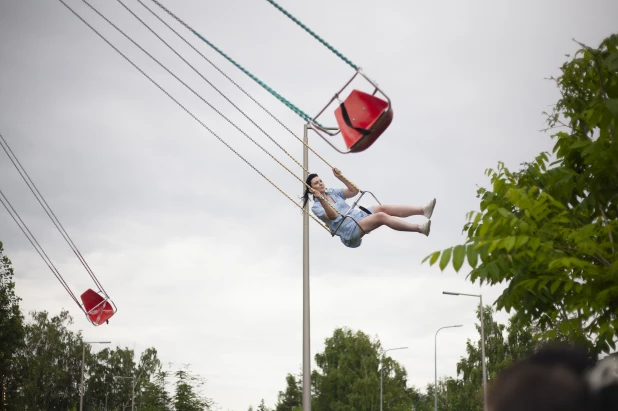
[424, 34, 618, 356]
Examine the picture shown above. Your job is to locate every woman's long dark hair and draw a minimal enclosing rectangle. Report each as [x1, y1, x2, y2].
[301, 173, 319, 208]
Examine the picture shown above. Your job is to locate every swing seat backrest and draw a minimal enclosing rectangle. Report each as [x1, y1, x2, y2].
[80, 288, 115, 325]
[334, 89, 393, 153]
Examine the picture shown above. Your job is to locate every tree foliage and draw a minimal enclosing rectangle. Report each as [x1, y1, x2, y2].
[424, 34, 618, 356]
[450, 307, 535, 410]
[0, 241, 25, 409]
[140, 368, 172, 410]
[0, 238, 215, 410]
[83, 345, 170, 410]
[310, 327, 412, 411]
[271, 313, 534, 411]
[275, 373, 301, 411]
[256, 398, 271, 411]
[406, 308, 535, 411]
[4, 308, 210, 410]
[173, 365, 212, 411]
[9, 310, 83, 409]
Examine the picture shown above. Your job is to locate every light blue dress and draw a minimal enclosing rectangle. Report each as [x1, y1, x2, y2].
[311, 188, 373, 248]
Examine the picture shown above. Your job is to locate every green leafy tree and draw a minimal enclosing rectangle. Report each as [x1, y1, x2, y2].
[173, 365, 213, 411]
[311, 327, 410, 411]
[424, 33, 618, 357]
[404, 309, 535, 411]
[4, 304, 170, 411]
[257, 398, 270, 411]
[450, 307, 535, 410]
[84, 345, 167, 410]
[132, 348, 167, 409]
[0, 241, 25, 410]
[274, 318, 533, 411]
[275, 374, 301, 411]
[86, 345, 138, 410]
[9, 310, 83, 409]
[140, 369, 172, 411]
[383, 386, 426, 411]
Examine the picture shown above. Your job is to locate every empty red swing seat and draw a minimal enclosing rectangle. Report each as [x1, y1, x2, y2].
[334, 89, 393, 153]
[80, 288, 115, 325]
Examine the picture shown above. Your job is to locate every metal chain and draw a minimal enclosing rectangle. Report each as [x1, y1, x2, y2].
[62, 0, 334, 232]
[264, 0, 358, 70]
[149, 0, 323, 126]
[140, 0, 359, 203]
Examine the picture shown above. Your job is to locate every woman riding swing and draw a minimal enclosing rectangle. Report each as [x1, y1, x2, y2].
[301, 168, 436, 248]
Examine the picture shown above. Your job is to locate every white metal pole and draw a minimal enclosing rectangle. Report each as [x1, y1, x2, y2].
[380, 347, 408, 411]
[479, 295, 487, 411]
[80, 343, 86, 411]
[80, 341, 110, 411]
[442, 291, 487, 411]
[380, 356, 383, 411]
[434, 325, 462, 411]
[302, 123, 311, 411]
[434, 334, 437, 411]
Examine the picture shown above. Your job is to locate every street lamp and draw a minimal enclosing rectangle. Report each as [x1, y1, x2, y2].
[380, 346, 408, 411]
[434, 325, 462, 411]
[79, 340, 111, 411]
[443, 291, 487, 411]
[114, 375, 136, 411]
[301, 123, 338, 411]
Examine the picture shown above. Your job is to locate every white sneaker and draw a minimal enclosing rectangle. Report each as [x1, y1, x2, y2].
[422, 198, 437, 219]
[419, 220, 431, 236]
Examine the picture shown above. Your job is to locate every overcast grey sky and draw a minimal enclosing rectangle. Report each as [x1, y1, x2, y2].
[1, 0, 617, 409]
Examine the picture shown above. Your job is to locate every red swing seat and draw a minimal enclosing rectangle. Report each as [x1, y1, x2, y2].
[334, 90, 393, 153]
[309, 70, 393, 154]
[80, 288, 116, 325]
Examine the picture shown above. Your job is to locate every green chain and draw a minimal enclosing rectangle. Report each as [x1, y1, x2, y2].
[264, 0, 358, 71]
[150, 0, 324, 126]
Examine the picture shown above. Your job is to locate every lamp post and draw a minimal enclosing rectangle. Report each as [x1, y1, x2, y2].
[443, 291, 487, 411]
[80, 340, 111, 411]
[380, 346, 408, 411]
[302, 123, 311, 411]
[114, 375, 135, 411]
[434, 325, 462, 411]
[301, 123, 338, 411]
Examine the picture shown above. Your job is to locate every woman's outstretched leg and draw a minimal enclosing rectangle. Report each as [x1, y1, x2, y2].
[373, 198, 436, 219]
[373, 204, 422, 217]
[359, 212, 431, 236]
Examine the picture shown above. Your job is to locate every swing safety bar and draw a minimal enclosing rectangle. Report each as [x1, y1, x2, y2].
[81, 289, 117, 327]
[86, 296, 117, 326]
[309, 69, 392, 154]
[331, 190, 382, 237]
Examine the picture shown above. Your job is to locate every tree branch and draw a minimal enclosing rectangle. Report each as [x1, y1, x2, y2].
[558, 307, 570, 326]
[594, 252, 612, 266]
[572, 38, 615, 142]
[539, 123, 573, 133]
[593, 57, 616, 142]
[598, 202, 616, 256]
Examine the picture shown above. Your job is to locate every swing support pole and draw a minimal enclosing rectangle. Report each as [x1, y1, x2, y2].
[302, 123, 311, 411]
[302, 124, 338, 410]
